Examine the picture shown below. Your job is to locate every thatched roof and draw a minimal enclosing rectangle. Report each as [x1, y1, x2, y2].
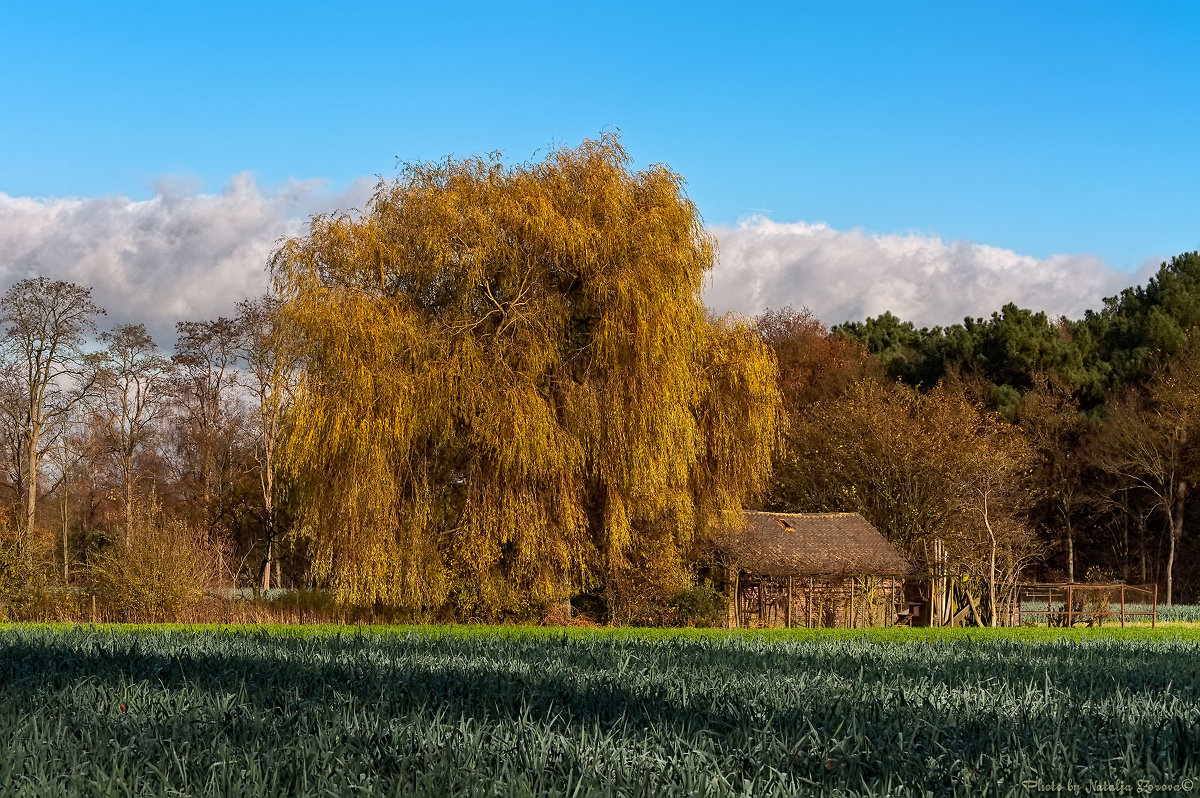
[711, 511, 911, 577]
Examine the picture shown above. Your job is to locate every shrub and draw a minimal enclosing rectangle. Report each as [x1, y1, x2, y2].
[605, 546, 693, 626]
[670, 583, 726, 627]
[90, 498, 230, 622]
[0, 531, 29, 620]
[570, 592, 609, 625]
[263, 589, 343, 622]
[0, 527, 80, 621]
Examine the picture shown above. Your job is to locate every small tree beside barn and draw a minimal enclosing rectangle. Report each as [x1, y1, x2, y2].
[708, 511, 910, 628]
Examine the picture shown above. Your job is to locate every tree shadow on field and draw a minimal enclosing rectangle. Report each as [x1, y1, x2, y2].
[2, 629, 1200, 795]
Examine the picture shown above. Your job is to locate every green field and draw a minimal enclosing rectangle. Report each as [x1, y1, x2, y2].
[2, 625, 1199, 797]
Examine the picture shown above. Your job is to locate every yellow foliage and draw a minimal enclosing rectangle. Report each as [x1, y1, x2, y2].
[271, 136, 780, 615]
[90, 497, 231, 622]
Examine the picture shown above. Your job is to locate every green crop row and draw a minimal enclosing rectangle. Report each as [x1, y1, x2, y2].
[1017, 601, 1200, 624]
[1, 624, 1198, 796]
[1129, 603, 1200, 623]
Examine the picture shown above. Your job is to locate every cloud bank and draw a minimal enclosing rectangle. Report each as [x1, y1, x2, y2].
[0, 175, 373, 346]
[0, 182, 1158, 348]
[707, 218, 1156, 328]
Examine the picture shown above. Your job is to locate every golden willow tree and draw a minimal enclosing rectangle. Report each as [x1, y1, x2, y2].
[270, 137, 780, 617]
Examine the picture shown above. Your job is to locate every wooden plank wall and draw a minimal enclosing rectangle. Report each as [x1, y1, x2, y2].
[728, 574, 902, 629]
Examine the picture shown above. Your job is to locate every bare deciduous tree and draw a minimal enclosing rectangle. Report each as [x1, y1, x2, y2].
[235, 295, 297, 590]
[94, 324, 173, 541]
[172, 317, 241, 531]
[1094, 344, 1200, 604]
[1018, 373, 1088, 582]
[0, 278, 104, 554]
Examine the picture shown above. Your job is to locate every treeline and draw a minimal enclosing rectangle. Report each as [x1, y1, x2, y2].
[1, 137, 781, 624]
[0, 279, 297, 620]
[4, 136, 1196, 623]
[760, 251, 1200, 604]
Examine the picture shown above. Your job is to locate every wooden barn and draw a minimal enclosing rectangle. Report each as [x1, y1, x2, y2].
[709, 511, 912, 628]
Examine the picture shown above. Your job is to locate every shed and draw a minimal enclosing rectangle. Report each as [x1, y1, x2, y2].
[709, 511, 911, 628]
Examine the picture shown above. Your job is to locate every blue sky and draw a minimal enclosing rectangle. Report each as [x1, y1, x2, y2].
[2, 2, 1200, 331]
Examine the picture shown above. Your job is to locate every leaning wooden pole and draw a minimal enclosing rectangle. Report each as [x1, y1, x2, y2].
[758, 580, 765, 629]
[733, 570, 741, 629]
[848, 579, 855, 629]
[807, 578, 813, 628]
[786, 577, 793, 629]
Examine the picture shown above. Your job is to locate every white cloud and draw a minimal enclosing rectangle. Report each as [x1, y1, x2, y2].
[706, 218, 1158, 327]
[0, 185, 1160, 349]
[0, 174, 373, 347]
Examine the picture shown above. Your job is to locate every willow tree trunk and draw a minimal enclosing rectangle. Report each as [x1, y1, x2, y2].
[260, 535, 273, 592]
[258, 434, 276, 592]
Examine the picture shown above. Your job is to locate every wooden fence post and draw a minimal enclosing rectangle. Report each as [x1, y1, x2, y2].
[1152, 584, 1158, 629]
